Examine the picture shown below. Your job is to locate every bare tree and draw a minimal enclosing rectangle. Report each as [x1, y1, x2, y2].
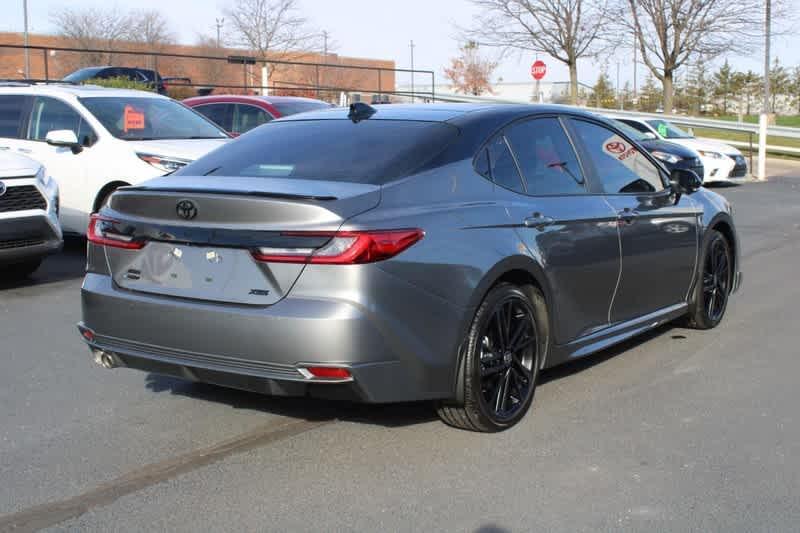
[463, 0, 612, 104]
[51, 7, 134, 66]
[444, 41, 498, 96]
[622, 0, 762, 113]
[224, 0, 319, 59]
[130, 10, 175, 52]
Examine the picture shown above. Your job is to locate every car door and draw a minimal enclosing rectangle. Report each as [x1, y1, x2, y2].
[193, 103, 235, 134]
[568, 118, 700, 323]
[486, 116, 621, 344]
[16, 96, 98, 233]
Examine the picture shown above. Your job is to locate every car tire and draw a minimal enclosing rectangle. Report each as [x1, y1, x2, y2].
[2, 258, 43, 280]
[686, 229, 732, 330]
[437, 282, 549, 432]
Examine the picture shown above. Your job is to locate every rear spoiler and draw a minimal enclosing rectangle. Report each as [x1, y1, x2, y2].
[118, 186, 337, 202]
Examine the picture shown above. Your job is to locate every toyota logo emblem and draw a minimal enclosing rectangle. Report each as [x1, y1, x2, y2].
[176, 199, 197, 220]
[0, 181, 6, 197]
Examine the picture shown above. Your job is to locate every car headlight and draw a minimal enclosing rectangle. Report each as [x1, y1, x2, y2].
[651, 151, 681, 164]
[699, 150, 724, 160]
[36, 166, 52, 187]
[137, 153, 190, 173]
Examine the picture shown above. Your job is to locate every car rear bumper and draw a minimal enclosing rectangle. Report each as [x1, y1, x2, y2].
[80, 272, 467, 403]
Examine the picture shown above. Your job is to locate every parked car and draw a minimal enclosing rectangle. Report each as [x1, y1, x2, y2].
[183, 95, 334, 136]
[0, 82, 230, 235]
[78, 103, 741, 432]
[63, 66, 167, 94]
[606, 117, 705, 179]
[0, 150, 62, 278]
[613, 117, 747, 183]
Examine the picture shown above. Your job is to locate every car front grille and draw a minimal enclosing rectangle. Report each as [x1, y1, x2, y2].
[729, 155, 748, 177]
[0, 238, 45, 250]
[0, 185, 47, 213]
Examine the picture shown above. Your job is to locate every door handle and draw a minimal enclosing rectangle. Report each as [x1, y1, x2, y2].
[618, 208, 640, 224]
[524, 213, 555, 229]
[17, 148, 32, 154]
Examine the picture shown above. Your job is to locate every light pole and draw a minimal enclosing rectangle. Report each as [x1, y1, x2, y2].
[410, 40, 415, 103]
[758, 0, 770, 181]
[215, 18, 224, 48]
[23, 0, 30, 79]
[616, 60, 622, 110]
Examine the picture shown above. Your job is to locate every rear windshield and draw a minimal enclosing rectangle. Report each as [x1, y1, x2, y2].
[272, 100, 333, 117]
[177, 119, 459, 184]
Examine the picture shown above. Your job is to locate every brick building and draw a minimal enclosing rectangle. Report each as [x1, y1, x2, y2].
[0, 32, 396, 101]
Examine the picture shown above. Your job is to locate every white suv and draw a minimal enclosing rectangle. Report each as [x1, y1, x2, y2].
[0, 82, 230, 234]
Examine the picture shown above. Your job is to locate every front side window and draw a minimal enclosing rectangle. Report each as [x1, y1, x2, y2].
[79, 97, 228, 141]
[505, 117, 586, 195]
[570, 119, 665, 194]
[27, 97, 97, 146]
[234, 104, 272, 134]
[0, 95, 27, 138]
[194, 103, 234, 133]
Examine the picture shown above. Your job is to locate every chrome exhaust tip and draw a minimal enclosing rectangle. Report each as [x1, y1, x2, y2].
[92, 349, 117, 369]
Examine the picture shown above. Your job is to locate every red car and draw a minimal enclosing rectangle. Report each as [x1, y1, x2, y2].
[183, 95, 334, 136]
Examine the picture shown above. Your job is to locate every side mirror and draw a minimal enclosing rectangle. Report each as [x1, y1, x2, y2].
[46, 130, 83, 154]
[642, 132, 657, 140]
[670, 168, 702, 195]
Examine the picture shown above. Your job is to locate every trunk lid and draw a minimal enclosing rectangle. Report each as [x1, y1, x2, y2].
[101, 175, 380, 305]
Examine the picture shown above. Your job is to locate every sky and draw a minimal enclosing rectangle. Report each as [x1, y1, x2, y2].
[3, 0, 798, 90]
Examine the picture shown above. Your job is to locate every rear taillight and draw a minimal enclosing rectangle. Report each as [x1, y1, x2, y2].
[303, 366, 352, 380]
[87, 214, 146, 250]
[251, 229, 424, 265]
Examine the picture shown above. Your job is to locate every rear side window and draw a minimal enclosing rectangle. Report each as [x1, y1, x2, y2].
[619, 119, 652, 135]
[0, 95, 26, 138]
[27, 97, 97, 146]
[486, 135, 525, 193]
[234, 104, 272, 134]
[194, 103, 234, 132]
[570, 119, 665, 194]
[505, 117, 586, 195]
[179, 119, 459, 184]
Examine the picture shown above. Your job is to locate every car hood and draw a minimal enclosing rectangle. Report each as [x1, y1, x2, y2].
[0, 149, 42, 178]
[639, 139, 700, 159]
[668, 137, 741, 156]
[125, 138, 230, 162]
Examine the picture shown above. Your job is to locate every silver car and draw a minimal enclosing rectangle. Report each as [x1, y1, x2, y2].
[79, 104, 741, 431]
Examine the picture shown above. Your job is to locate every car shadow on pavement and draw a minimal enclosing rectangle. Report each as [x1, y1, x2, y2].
[143, 322, 679, 429]
[144, 373, 438, 428]
[0, 236, 86, 290]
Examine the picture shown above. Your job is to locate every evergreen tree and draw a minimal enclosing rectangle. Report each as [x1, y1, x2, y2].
[712, 59, 736, 115]
[639, 75, 661, 112]
[590, 71, 617, 109]
[769, 57, 790, 113]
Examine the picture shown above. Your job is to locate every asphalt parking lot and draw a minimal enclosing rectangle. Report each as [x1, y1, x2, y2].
[2, 162, 800, 532]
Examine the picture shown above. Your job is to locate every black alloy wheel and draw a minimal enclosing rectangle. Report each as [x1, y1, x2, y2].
[687, 229, 732, 330]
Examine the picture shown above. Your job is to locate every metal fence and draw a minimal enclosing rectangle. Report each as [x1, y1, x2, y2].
[0, 43, 435, 103]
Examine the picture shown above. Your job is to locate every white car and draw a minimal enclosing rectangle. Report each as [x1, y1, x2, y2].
[0, 150, 61, 277]
[612, 117, 748, 183]
[0, 82, 230, 234]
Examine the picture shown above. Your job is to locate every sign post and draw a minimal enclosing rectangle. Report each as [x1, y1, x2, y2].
[531, 60, 546, 103]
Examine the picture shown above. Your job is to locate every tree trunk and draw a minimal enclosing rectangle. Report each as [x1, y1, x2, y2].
[569, 61, 578, 105]
[662, 71, 674, 113]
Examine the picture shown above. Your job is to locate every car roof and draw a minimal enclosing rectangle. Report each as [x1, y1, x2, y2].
[184, 94, 329, 105]
[278, 103, 601, 124]
[0, 82, 170, 100]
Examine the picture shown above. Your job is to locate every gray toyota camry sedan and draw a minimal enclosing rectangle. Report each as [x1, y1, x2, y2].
[78, 103, 741, 432]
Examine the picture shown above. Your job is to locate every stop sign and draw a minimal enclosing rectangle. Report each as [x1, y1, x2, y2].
[531, 60, 547, 81]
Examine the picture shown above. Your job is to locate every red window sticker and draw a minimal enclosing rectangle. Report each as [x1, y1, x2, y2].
[605, 141, 627, 154]
[123, 105, 145, 132]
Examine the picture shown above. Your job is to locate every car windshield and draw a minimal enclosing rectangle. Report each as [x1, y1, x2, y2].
[63, 67, 105, 82]
[178, 119, 459, 184]
[610, 120, 649, 142]
[79, 96, 228, 141]
[646, 120, 693, 139]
